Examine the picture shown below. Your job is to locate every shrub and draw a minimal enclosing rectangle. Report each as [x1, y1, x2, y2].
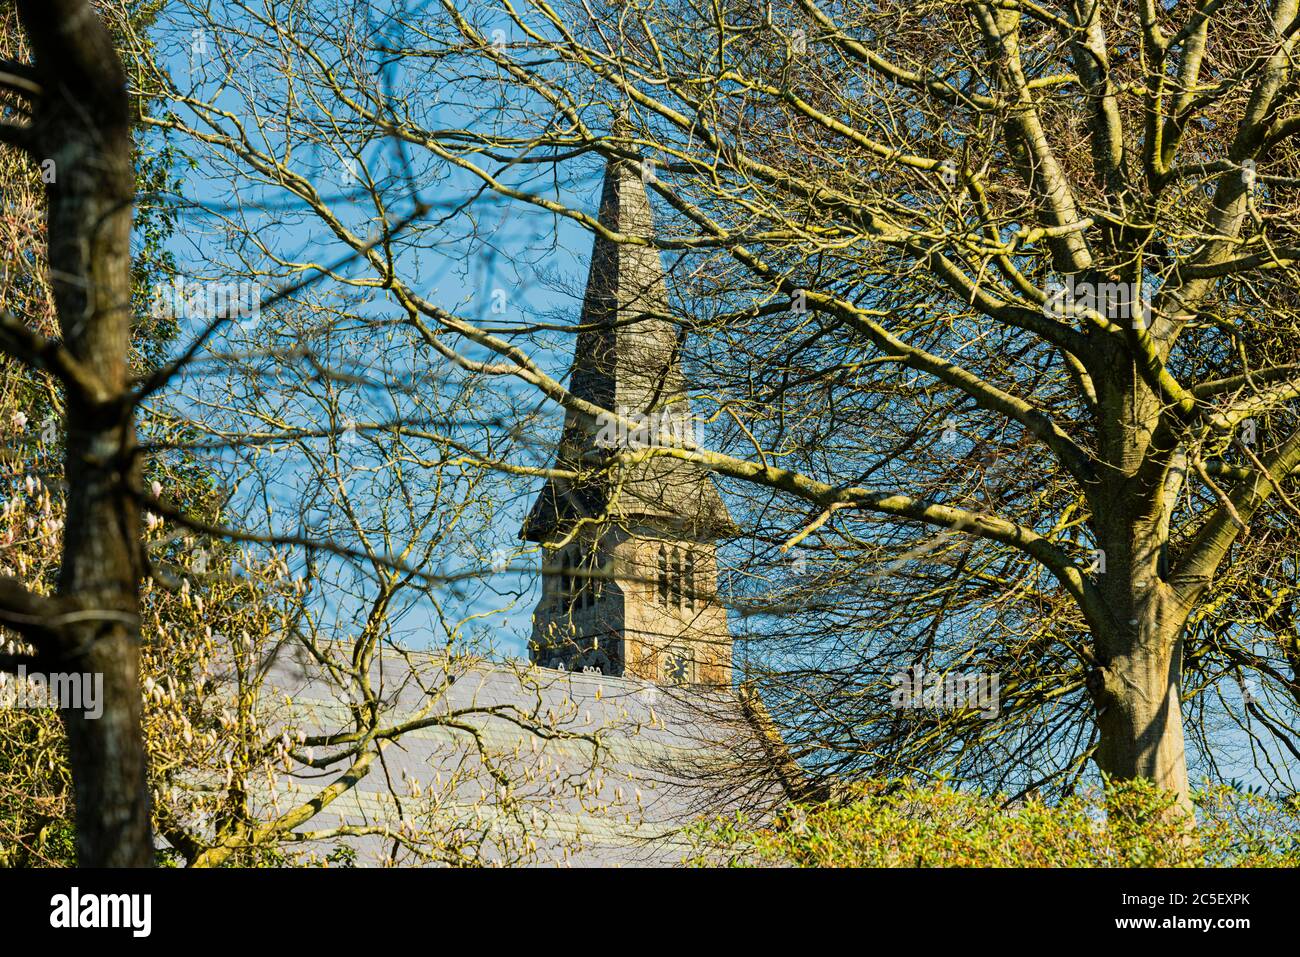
[686, 779, 1300, 867]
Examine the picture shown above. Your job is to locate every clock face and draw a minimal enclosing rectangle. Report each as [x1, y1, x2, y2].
[663, 649, 691, 685]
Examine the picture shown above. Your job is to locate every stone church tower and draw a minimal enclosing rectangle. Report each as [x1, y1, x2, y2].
[520, 148, 734, 685]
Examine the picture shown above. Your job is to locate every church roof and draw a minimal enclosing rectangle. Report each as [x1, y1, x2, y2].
[522, 151, 734, 542]
[244, 648, 783, 866]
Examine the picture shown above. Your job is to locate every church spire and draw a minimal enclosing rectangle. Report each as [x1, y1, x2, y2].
[521, 142, 732, 543]
[520, 140, 734, 685]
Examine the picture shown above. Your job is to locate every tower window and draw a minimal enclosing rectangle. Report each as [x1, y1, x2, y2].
[654, 544, 702, 610]
[560, 544, 606, 611]
[562, 546, 578, 611]
[685, 549, 697, 610]
[594, 543, 612, 605]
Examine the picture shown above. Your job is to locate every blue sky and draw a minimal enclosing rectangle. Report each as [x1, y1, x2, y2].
[144, 9, 613, 661]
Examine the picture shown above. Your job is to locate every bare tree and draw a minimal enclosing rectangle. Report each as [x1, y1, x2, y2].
[137, 0, 1300, 813]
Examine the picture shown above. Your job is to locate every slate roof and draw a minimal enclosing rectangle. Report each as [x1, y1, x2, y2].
[245, 648, 782, 866]
[522, 152, 733, 542]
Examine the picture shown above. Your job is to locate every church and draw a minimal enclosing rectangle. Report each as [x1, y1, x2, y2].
[245, 146, 788, 866]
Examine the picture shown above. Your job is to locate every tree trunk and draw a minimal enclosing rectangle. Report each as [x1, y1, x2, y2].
[57, 389, 149, 866]
[60, 629, 152, 867]
[1084, 343, 1196, 817]
[1090, 631, 1192, 814]
[19, 0, 152, 866]
[1087, 578, 1194, 817]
